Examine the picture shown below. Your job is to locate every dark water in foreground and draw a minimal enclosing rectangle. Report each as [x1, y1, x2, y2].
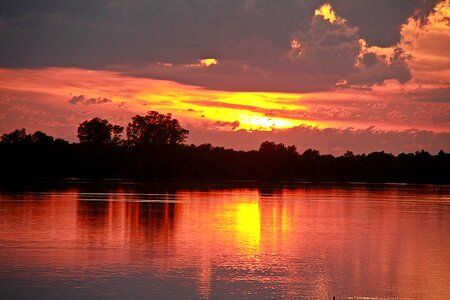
[0, 183, 449, 299]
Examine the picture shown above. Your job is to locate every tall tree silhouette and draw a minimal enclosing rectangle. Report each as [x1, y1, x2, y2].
[126, 111, 189, 146]
[77, 118, 124, 145]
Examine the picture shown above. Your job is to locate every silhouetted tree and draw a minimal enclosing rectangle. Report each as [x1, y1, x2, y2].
[126, 111, 189, 146]
[31, 131, 55, 144]
[298, 149, 321, 179]
[0, 128, 31, 144]
[1, 116, 449, 184]
[77, 118, 124, 145]
[344, 150, 354, 158]
[257, 142, 299, 180]
[302, 148, 320, 158]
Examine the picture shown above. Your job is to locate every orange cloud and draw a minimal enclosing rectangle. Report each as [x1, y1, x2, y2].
[359, 0, 450, 89]
[200, 58, 218, 67]
[0, 64, 448, 135]
[1, 3, 449, 145]
[0, 66, 448, 154]
[0, 68, 316, 132]
[401, 0, 450, 85]
[314, 4, 344, 24]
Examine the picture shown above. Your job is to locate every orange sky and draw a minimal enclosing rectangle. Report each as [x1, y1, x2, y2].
[0, 2, 449, 154]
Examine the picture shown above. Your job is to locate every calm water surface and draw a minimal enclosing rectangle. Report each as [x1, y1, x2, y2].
[0, 183, 449, 299]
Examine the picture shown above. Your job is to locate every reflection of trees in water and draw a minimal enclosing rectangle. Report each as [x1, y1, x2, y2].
[258, 188, 294, 252]
[258, 186, 283, 198]
[76, 190, 179, 246]
[139, 201, 177, 241]
[77, 199, 108, 224]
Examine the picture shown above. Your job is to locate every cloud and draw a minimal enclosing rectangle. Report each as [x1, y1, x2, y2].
[330, 0, 441, 47]
[1, 67, 449, 134]
[0, 88, 136, 141]
[406, 87, 450, 103]
[0, 0, 445, 92]
[119, 1, 430, 92]
[400, 1, 450, 85]
[199, 59, 218, 67]
[1, 64, 449, 160]
[187, 100, 265, 113]
[289, 6, 413, 87]
[211, 120, 240, 130]
[68, 95, 112, 105]
[347, 47, 412, 85]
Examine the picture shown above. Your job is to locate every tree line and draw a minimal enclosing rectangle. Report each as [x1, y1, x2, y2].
[1, 111, 449, 183]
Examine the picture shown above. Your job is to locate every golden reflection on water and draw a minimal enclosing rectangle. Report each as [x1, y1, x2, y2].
[1, 185, 450, 299]
[233, 202, 261, 251]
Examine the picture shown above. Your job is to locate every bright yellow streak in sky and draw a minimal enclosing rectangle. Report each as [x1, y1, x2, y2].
[238, 115, 300, 130]
[214, 92, 305, 110]
[0, 67, 323, 132]
[138, 90, 318, 131]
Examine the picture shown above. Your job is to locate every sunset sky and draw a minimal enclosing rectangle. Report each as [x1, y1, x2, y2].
[0, 0, 449, 154]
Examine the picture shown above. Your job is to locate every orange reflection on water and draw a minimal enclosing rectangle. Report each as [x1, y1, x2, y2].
[1, 185, 450, 299]
[234, 202, 261, 250]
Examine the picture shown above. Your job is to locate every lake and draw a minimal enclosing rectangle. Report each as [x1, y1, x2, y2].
[0, 182, 449, 299]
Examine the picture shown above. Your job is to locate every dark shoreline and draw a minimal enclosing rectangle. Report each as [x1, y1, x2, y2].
[2, 117, 449, 185]
[2, 138, 449, 186]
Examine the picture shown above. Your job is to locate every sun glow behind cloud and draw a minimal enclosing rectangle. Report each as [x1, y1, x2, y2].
[184, 58, 218, 68]
[179, 92, 315, 131]
[199, 58, 218, 67]
[400, 0, 450, 84]
[0, 67, 319, 132]
[0, 1, 449, 151]
[314, 4, 343, 24]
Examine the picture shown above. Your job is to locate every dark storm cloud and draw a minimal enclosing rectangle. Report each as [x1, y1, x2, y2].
[346, 48, 412, 85]
[0, 0, 441, 91]
[329, 0, 440, 46]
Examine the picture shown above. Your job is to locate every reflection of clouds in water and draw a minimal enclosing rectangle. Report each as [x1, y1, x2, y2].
[1, 185, 450, 298]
